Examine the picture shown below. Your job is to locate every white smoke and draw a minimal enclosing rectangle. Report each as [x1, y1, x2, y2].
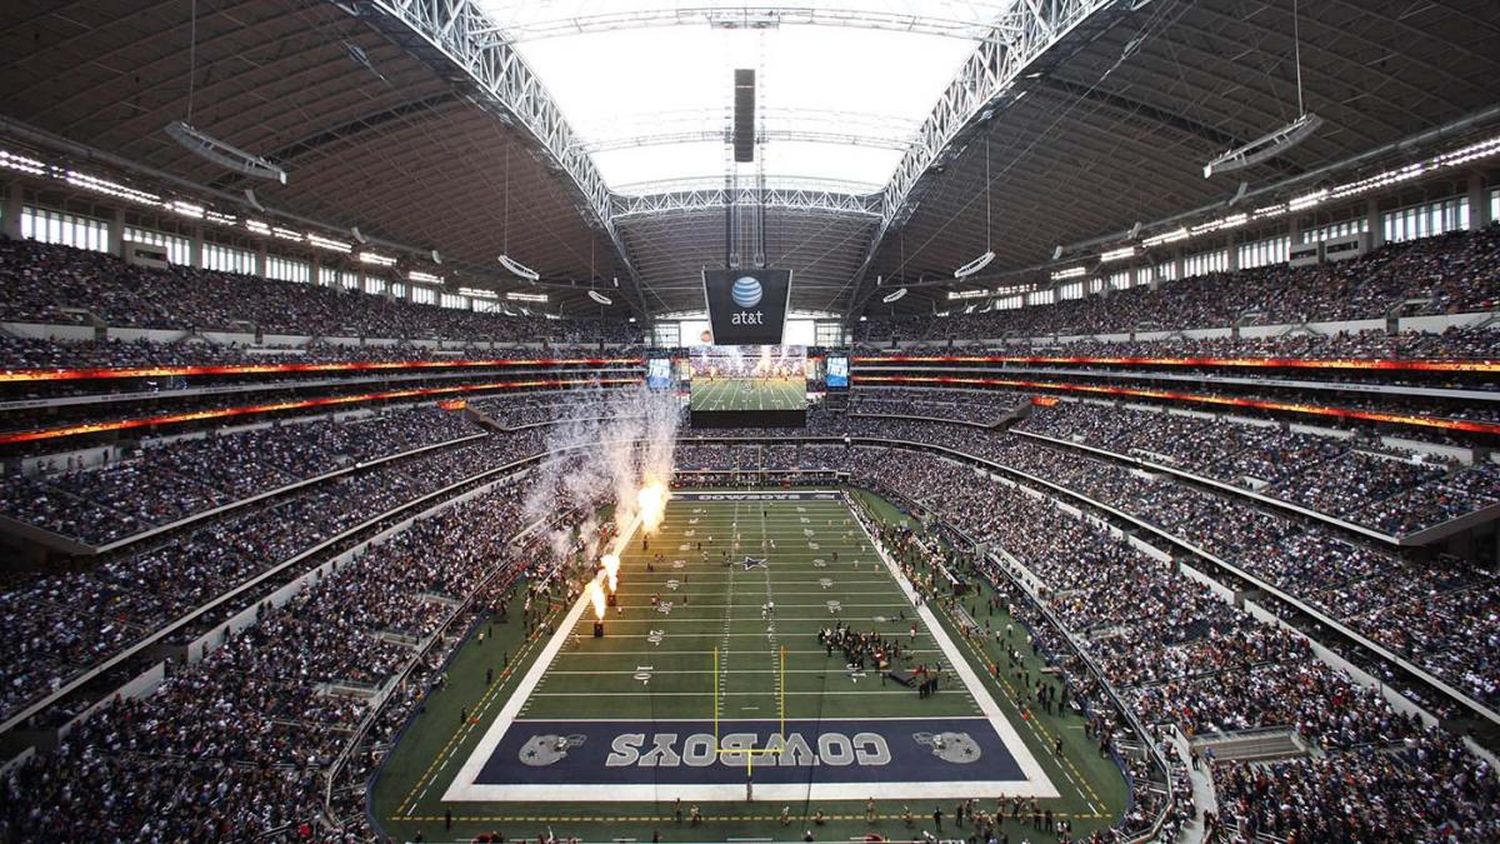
[522, 383, 681, 561]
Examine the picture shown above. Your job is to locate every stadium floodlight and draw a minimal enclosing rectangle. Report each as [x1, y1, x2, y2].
[1287, 188, 1328, 212]
[506, 291, 549, 303]
[359, 251, 397, 267]
[881, 287, 908, 304]
[1050, 266, 1086, 281]
[588, 290, 613, 305]
[307, 233, 352, 253]
[168, 200, 205, 219]
[1203, 113, 1323, 178]
[65, 171, 160, 206]
[498, 254, 541, 281]
[1100, 246, 1136, 263]
[165, 121, 288, 184]
[1141, 227, 1189, 248]
[953, 250, 995, 279]
[0, 148, 46, 176]
[408, 270, 444, 284]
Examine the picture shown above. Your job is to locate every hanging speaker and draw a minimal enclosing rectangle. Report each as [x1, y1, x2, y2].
[733, 69, 755, 163]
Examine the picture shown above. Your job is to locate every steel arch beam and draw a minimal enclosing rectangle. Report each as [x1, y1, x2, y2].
[612, 187, 882, 218]
[486, 5, 1004, 43]
[843, 0, 1129, 320]
[346, 0, 650, 315]
[579, 127, 909, 153]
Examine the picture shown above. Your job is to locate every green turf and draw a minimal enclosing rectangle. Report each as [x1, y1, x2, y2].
[369, 489, 1129, 842]
[526, 498, 978, 723]
[689, 376, 805, 411]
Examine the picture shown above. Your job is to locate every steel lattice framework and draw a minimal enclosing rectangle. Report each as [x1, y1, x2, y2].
[612, 186, 882, 218]
[359, 0, 651, 312]
[881, 0, 1116, 234]
[845, 0, 1123, 317]
[579, 128, 909, 153]
[484, 5, 1005, 42]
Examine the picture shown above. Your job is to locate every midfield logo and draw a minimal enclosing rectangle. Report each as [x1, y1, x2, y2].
[741, 555, 769, 571]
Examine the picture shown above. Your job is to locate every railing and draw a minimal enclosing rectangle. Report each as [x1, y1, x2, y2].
[1, 435, 605, 740]
[321, 501, 568, 824]
[841, 487, 1173, 843]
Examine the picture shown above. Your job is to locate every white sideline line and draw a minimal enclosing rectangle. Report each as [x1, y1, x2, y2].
[444, 514, 647, 802]
[445, 498, 1058, 803]
[849, 493, 1059, 800]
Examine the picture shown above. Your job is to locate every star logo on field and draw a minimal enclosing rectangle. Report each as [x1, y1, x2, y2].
[741, 555, 769, 571]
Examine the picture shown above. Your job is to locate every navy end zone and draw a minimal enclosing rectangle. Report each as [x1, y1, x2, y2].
[452, 717, 1043, 802]
[481, 717, 1022, 785]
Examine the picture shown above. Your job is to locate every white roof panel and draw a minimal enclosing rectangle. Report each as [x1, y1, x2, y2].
[478, 1, 1015, 192]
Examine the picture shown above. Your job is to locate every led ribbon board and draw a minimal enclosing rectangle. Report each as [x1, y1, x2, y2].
[702, 268, 792, 346]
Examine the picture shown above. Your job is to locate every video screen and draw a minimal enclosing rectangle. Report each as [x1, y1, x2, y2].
[825, 355, 850, 390]
[689, 345, 807, 418]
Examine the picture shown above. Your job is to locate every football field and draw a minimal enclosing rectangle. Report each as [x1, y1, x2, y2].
[689, 376, 805, 411]
[371, 490, 1126, 841]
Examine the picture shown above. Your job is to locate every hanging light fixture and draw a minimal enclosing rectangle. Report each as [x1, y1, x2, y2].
[955, 132, 996, 278]
[1203, 0, 1321, 178]
[496, 140, 539, 281]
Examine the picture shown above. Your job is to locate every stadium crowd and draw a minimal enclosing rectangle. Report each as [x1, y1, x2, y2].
[773, 414, 1500, 711]
[0, 476, 586, 842]
[0, 239, 641, 344]
[0, 335, 646, 373]
[847, 388, 1030, 425]
[831, 446, 1497, 842]
[0, 406, 482, 544]
[0, 391, 1493, 840]
[857, 225, 1500, 343]
[855, 322, 1500, 362]
[0, 427, 549, 725]
[1014, 399, 1499, 536]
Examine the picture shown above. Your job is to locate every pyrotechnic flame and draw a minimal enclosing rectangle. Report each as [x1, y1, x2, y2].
[586, 579, 606, 620]
[601, 553, 621, 593]
[637, 480, 670, 534]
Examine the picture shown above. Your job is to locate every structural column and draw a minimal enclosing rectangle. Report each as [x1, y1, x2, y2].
[110, 208, 125, 256]
[1469, 170, 1491, 229]
[1366, 197, 1385, 249]
[2, 182, 23, 240]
